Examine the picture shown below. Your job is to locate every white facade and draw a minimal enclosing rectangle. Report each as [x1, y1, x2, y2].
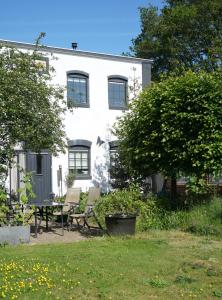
[3, 40, 152, 198]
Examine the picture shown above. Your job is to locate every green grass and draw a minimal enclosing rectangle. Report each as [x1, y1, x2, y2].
[0, 231, 222, 299]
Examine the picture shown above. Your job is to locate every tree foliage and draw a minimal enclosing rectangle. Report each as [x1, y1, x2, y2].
[115, 70, 222, 182]
[0, 35, 67, 178]
[130, 0, 222, 81]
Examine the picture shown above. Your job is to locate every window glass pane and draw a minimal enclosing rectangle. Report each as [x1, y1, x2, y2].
[69, 161, 75, 167]
[69, 152, 74, 159]
[75, 160, 81, 168]
[110, 149, 118, 168]
[82, 153, 88, 159]
[68, 147, 90, 177]
[108, 79, 126, 108]
[82, 160, 88, 167]
[75, 152, 81, 159]
[36, 154, 42, 175]
[67, 74, 88, 105]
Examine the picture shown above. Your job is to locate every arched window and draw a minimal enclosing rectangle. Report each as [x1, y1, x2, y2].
[68, 140, 92, 179]
[108, 76, 128, 109]
[67, 71, 89, 107]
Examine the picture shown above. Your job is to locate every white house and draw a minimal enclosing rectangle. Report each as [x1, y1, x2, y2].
[2, 39, 152, 200]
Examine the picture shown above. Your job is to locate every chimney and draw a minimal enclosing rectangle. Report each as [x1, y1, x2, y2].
[72, 42, 78, 50]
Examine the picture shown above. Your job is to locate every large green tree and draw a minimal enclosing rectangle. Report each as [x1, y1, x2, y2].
[115, 70, 222, 200]
[130, 0, 222, 81]
[0, 35, 67, 181]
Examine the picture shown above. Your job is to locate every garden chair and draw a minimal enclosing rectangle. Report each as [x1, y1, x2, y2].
[52, 188, 81, 230]
[70, 187, 103, 232]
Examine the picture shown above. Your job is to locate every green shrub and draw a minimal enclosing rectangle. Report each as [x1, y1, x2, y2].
[95, 185, 142, 226]
[96, 187, 221, 237]
[64, 172, 76, 189]
[78, 192, 88, 213]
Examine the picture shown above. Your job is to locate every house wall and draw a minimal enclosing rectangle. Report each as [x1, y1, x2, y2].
[49, 52, 148, 194]
[1, 40, 152, 196]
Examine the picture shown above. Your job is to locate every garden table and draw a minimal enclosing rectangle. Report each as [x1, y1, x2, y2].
[28, 201, 67, 238]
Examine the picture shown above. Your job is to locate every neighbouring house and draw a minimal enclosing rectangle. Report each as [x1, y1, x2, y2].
[2, 39, 153, 201]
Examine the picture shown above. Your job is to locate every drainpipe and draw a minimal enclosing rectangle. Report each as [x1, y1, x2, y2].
[59, 165, 63, 196]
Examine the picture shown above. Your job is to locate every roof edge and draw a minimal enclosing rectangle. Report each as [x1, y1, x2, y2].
[0, 39, 153, 64]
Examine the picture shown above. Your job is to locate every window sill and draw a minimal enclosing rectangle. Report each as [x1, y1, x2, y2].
[109, 106, 128, 111]
[67, 101, 90, 108]
[75, 175, 92, 180]
[75, 104, 90, 108]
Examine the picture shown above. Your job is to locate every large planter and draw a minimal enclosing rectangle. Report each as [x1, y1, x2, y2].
[0, 225, 30, 245]
[105, 214, 136, 236]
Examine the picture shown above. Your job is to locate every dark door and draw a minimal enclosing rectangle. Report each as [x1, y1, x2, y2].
[26, 151, 52, 202]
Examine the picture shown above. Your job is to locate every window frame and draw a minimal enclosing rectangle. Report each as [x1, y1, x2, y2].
[108, 75, 128, 110]
[68, 140, 92, 180]
[67, 71, 89, 108]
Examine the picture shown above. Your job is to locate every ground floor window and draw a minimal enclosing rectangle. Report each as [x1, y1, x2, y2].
[68, 146, 91, 179]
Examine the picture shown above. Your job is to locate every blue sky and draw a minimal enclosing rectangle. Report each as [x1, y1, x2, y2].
[0, 0, 164, 55]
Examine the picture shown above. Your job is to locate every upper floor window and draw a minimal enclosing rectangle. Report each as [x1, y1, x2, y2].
[68, 140, 92, 179]
[108, 76, 128, 110]
[67, 71, 89, 107]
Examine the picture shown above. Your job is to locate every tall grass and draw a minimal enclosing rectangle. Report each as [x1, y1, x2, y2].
[137, 197, 222, 237]
[183, 197, 222, 236]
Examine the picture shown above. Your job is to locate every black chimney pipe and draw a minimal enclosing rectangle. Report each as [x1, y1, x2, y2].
[72, 42, 78, 50]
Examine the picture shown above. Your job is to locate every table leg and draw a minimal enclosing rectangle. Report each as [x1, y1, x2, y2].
[46, 206, 48, 231]
[61, 206, 64, 236]
[35, 207, 37, 238]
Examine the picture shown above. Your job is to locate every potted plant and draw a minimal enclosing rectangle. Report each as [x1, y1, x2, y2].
[95, 185, 141, 236]
[64, 172, 76, 189]
[0, 172, 34, 245]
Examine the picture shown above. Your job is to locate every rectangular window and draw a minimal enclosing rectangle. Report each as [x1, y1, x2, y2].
[67, 73, 89, 107]
[69, 148, 90, 178]
[108, 78, 127, 109]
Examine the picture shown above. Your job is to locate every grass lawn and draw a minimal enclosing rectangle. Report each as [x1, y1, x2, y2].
[0, 231, 221, 300]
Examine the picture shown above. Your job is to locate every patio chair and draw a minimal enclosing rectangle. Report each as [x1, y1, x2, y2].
[52, 188, 81, 230]
[70, 187, 103, 232]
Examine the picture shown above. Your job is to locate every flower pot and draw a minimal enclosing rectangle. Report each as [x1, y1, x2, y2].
[105, 214, 136, 236]
[0, 225, 30, 245]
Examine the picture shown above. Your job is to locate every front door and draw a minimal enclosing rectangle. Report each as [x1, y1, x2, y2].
[26, 151, 52, 202]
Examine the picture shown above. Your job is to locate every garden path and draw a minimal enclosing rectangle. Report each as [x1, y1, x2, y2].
[29, 223, 87, 245]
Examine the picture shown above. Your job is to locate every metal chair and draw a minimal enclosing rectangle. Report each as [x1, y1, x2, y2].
[53, 188, 81, 230]
[70, 187, 103, 232]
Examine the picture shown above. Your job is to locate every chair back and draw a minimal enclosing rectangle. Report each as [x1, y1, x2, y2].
[63, 188, 81, 212]
[87, 187, 101, 207]
[65, 188, 81, 204]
